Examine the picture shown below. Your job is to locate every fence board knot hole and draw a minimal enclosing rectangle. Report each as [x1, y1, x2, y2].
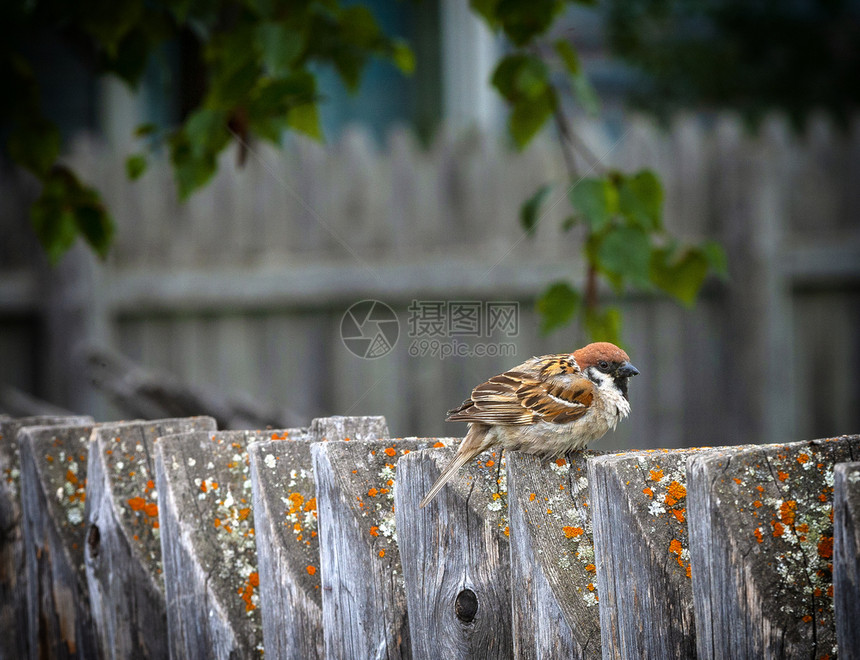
[455, 589, 479, 623]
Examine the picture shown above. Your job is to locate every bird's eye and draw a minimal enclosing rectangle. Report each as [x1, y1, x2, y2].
[598, 360, 610, 372]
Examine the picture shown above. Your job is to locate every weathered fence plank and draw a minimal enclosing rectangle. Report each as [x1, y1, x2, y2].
[589, 448, 708, 659]
[686, 436, 859, 659]
[834, 461, 860, 658]
[0, 415, 92, 660]
[311, 438, 441, 659]
[84, 417, 216, 659]
[505, 451, 602, 659]
[19, 423, 101, 660]
[248, 416, 388, 660]
[156, 428, 291, 658]
[395, 443, 510, 660]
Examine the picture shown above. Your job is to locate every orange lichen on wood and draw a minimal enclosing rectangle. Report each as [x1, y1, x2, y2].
[563, 526, 584, 538]
[306, 565, 316, 575]
[818, 537, 833, 559]
[672, 509, 686, 523]
[667, 481, 686, 500]
[771, 521, 785, 537]
[378, 549, 385, 558]
[433, 441, 445, 448]
[669, 539, 683, 556]
[779, 500, 796, 526]
[585, 563, 596, 572]
[777, 471, 789, 481]
[127, 496, 146, 511]
[369, 526, 379, 537]
[384, 447, 397, 456]
[642, 487, 654, 498]
[650, 469, 664, 482]
[556, 458, 566, 467]
[368, 488, 379, 497]
[797, 453, 809, 464]
[144, 502, 158, 518]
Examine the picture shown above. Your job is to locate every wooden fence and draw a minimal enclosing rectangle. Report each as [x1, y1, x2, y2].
[1, 114, 859, 451]
[2, 413, 858, 659]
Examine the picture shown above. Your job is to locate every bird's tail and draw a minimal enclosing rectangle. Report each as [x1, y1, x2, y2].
[419, 425, 487, 508]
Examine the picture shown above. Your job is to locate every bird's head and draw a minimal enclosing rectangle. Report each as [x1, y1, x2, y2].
[573, 342, 640, 400]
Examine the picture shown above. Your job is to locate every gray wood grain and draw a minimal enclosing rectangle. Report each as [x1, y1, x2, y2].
[0, 415, 92, 660]
[84, 417, 216, 659]
[686, 436, 860, 660]
[156, 428, 290, 659]
[19, 423, 101, 660]
[248, 416, 388, 660]
[506, 451, 603, 659]
[834, 461, 860, 659]
[589, 448, 707, 660]
[394, 443, 512, 660]
[311, 438, 441, 660]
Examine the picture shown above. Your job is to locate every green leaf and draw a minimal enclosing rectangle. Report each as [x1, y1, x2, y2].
[520, 184, 552, 236]
[7, 118, 60, 177]
[340, 6, 382, 46]
[126, 154, 148, 180]
[494, 0, 564, 46]
[585, 306, 622, 344]
[135, 123, 157, 138]
[554, 39, 580, 75]
[537, 281, 581, 334]
[29, 166, 116, 262]
[492, 54, 551, 102]
[31, 200, 78, 265]
[618, 169, 662, 230]
[184, 109, 229, 157]
[702, 240, 729, 279]
[649, 246, 709, 307]
[74, 203, 115, 259]
[509, 91, 556, 148]
[561, 215, 578, 231]
[569, 177, 617, 232]
[596, 225, 652, 289]
[287, 103, 322, 140]
[391, 40, 415, 75]
[469, 0, 500, 27]
[257, 22, 303, 77]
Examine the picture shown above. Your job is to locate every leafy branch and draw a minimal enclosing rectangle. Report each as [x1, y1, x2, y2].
[473, 0, 726, 343]
[2, 0, 413, 262]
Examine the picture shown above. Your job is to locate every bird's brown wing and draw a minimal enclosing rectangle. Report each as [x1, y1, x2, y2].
[446, 356, 595, 426]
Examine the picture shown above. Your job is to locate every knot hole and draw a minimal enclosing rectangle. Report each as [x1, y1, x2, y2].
[455, 588, 478, 623]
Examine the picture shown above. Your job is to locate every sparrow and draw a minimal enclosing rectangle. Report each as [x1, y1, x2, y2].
[419, 342, 639, 508]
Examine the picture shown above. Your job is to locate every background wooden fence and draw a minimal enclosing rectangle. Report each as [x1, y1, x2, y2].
[1, 114, 859, 450]
[2, 413, 858, 659]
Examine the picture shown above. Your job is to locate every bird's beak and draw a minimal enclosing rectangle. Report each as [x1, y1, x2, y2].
[616, 362, 640, 378]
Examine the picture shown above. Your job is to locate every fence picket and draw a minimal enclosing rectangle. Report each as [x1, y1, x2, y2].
[506, 451, 603, 659]
[686, 436, 859, 659]
[0, 416, 93, 660]
[833, 461, 860, 658]
[84, 417, 216, 658]
[395, 444, 511, 660]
